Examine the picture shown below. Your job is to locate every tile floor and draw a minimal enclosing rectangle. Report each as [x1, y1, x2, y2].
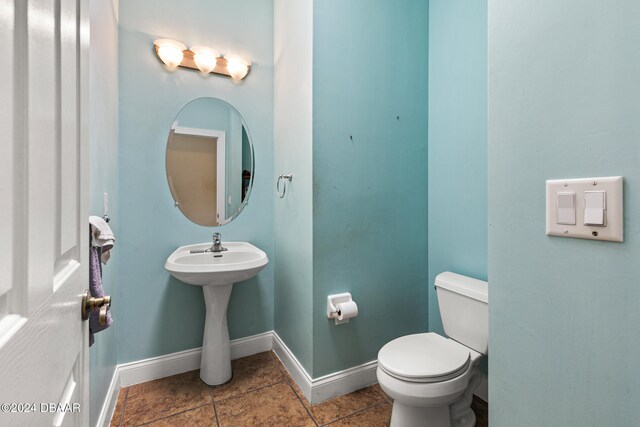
[110, 351, 488, 426]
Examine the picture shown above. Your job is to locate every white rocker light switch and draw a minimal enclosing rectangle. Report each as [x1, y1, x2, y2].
[556, 192, 576, 225]
[584, 191, 606, 226]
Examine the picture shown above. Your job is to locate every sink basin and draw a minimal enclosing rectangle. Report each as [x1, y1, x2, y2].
[165, 241, 269, 385]
[165, 242, 268, 286]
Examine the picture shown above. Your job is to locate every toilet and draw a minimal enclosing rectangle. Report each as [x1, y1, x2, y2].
[377, 272, 488, 427]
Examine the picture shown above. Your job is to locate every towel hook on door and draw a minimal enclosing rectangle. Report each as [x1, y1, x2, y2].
[276, 173, 293, 198]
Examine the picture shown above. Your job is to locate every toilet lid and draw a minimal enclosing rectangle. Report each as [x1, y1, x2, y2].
[378, 333, 470, 382]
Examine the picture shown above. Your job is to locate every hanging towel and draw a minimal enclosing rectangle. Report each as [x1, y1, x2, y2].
[89, 215, 115, 264]
[89, 246, 113, 346]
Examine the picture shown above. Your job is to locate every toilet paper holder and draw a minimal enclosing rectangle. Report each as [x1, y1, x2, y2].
[327, 292, 358, 325]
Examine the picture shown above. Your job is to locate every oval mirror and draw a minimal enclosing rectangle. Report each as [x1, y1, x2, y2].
[166, 97, 254, 226]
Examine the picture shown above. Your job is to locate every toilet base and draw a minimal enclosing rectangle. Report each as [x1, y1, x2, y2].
[389, 388, 479, 427]
[390, 401, 450, 427]
[379, 360, 482, 427]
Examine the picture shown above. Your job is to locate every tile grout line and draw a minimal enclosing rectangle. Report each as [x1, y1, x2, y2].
[320, 402, 389, 427]
[133, 402, 212, 426]
[269, 351, 379, 427]
[268, 351, 307, 399]
[316, 387, 389, 427]
[211, 376, 288, 404]
[115, 388, 128, 427]
[213, 376, 316, 425]
[270, 350, 395, 424]
[210, 388, 221, 427]
[268, 351, 319, 425]
[284, 380, 318, 427]
[208, 352, 286, 405]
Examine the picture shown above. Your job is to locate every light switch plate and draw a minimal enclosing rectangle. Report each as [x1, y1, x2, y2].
[546, 176, 623, 242]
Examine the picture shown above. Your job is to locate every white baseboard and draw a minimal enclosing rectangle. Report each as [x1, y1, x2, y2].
[118, 347, 202, 388]
[271, 332, 313, 402]
[230, 331, 274, 360]
[96, 330, 488, 427]
[95, 365, 121, 427]
[117, 331, 273, 388]
[271, 333, 378, 405]
[311, 360, 378, 404]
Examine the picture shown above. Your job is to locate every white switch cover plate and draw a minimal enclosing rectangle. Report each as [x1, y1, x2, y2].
[546, 176, 623, 242]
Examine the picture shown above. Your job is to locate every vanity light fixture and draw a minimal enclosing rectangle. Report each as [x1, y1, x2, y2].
[191, 45, 221, 74]
[154, 39, 187, 69]
[225, 56, 251, 81]
[153, 39, 251, 80]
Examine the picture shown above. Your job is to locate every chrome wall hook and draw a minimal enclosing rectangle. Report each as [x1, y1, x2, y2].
[276, 173, 293, 198]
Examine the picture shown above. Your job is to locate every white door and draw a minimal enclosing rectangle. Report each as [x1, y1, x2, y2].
[0, 0, 90, 426]
[171, 125, 227, 223]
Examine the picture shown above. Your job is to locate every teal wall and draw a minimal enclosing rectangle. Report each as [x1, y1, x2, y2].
[89, 1, 119, 425]
[427, 0, 487, 335]
[489, 1, 640, 425]
[311, 0, 429, 377]
[117, 0, 274, 364]
[273, 0, 314, 372]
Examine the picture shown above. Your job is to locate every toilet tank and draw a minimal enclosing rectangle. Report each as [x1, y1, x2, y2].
[435, 272, 488, 355]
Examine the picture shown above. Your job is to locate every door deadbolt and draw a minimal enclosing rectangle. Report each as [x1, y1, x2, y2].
[81, 290, 111, 325]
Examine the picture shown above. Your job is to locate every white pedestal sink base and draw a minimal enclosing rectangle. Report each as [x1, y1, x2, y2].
[200, 284, 233, 385]
[165, 242, 269, 385]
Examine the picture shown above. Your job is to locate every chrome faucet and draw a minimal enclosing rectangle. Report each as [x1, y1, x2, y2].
[211, 232, 227, 253]
[189, 233, 228, 254]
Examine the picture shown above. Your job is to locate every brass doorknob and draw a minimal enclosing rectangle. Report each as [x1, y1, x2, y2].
[82, 289, 111, 325]
[99, 305, 109, 326]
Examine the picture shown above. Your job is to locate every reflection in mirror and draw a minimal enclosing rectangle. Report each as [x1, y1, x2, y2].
[166, 97, 254, 226]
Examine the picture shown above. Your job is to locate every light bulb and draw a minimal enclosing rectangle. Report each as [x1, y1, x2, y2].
[225, 56, 251, 80]
[190, 46, 220, 74]
[154, 39, 187, 69]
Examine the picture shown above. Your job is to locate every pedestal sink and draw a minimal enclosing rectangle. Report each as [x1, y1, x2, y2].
[165, 242, 268, 385]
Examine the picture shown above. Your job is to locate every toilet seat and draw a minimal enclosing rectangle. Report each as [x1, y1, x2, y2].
[378, 333, 470, 383]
